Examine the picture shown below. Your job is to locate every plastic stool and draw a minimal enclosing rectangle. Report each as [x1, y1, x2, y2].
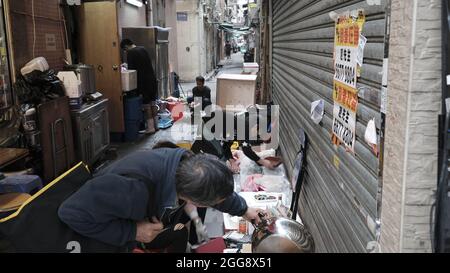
[0, 175, 43, 195]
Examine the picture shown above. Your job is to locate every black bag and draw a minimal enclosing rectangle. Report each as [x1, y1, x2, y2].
[14, 70, 65, 105]
[0, 163, 128, 253]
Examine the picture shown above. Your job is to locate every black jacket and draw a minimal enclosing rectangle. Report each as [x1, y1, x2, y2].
[127, 46, 158, 103]
[58, 148, 248, 247]
[192, 86, 212, 101]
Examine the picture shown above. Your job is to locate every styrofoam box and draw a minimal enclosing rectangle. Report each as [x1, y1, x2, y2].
[122, 70, 137, 92]
[243, 62, 259, 74]
[57, 71, 83, 98]
[21, 57, 49, 76]
[216, 74, 257, 112]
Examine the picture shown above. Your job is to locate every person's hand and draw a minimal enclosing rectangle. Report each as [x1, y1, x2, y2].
[228, 158, 240, 174]
[259, 159, 278, 170]
[242, 208, 266, 225]
[232, 151, 241, 160]
[194, 218, 210, 244]
[136, 217, 164, 244]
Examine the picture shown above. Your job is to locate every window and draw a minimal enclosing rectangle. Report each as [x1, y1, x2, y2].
[177, 12, 188, 22]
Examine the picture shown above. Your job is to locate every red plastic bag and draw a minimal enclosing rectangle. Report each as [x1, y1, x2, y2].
[242, 174, 267, 192]
[167, 102, 184, 122]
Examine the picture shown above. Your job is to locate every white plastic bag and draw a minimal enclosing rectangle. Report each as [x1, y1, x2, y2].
[365, 118, 377, 145]
[310, 100, 324, 125]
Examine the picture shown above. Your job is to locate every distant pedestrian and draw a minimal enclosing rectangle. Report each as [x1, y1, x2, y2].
[225, 41, 232, 60]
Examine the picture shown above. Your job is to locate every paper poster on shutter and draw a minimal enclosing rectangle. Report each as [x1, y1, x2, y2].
[332, 82, 358, 152]
[334, 10, 365, 89]
[332, 10, 364, 152]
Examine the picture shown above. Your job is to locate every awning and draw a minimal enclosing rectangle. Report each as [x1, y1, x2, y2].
[218, 23, 252, 35]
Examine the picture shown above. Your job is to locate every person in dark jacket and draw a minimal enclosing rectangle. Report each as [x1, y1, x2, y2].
[187, 76, 212, 111]
[121, 39, 159, 134]
[58, 148, 263, 253]
[225, 41, 232, 59]
[194, 104, 279, 172]
[222, 105, 279, 172]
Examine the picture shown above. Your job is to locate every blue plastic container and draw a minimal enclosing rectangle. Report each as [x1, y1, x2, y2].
[124, 95, 144, 122]
[124, 119, 141, 142]
[123, 95, 144, 142]
[0, 175, 43, 195]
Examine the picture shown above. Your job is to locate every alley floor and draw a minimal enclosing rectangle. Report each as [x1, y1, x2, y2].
[90, 53, 247, 242]
[108, 53, 245, 161]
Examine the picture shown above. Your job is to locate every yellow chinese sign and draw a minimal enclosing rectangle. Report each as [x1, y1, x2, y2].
[335, 10, 366, 47]
[333, 81, 359, 113]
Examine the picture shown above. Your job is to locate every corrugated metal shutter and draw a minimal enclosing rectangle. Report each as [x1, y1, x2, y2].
[271, 0, 388, 253]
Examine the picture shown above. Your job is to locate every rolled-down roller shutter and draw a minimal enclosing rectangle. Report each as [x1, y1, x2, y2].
[271, 0, 388, 253]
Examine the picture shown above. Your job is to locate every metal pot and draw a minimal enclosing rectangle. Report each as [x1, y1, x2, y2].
[63, 64, 96, 95]
[252, 216, 315, 253]
[25, 131, 41, 148]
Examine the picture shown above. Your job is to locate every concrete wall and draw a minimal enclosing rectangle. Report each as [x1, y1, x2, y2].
[176, 0, 202, 81]
[117, 0, 147, 36]
[165, 0, 179, 73]
[380, 0, 442, 253]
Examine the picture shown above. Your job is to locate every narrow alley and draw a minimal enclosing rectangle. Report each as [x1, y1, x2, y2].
[0, 0, 448, 259]
[110, 52, 246, 161]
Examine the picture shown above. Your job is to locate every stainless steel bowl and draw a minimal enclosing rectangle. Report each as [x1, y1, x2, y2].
[252, 217, 315, 253]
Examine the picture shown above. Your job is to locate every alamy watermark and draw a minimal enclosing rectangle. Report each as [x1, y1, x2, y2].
[175, 101, 280, 150]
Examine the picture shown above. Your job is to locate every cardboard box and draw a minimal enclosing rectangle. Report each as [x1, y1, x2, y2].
[216, 74, 257, 112]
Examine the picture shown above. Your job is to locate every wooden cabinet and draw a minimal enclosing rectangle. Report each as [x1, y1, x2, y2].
[37, 97, 76, 183]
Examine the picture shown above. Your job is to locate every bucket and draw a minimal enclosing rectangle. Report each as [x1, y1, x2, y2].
[124, 119, 141, 142]
[124, 95, 143, 122]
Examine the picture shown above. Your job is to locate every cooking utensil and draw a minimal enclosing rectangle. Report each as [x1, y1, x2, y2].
[63, 64, 96, 95]
[251, 213, 314, 253]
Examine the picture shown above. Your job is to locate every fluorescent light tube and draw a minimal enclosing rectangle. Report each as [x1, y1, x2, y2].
[126, 0, 143, 8]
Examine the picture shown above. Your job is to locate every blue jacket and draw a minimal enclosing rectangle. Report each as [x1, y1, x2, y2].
[58, 148, 248, 247]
